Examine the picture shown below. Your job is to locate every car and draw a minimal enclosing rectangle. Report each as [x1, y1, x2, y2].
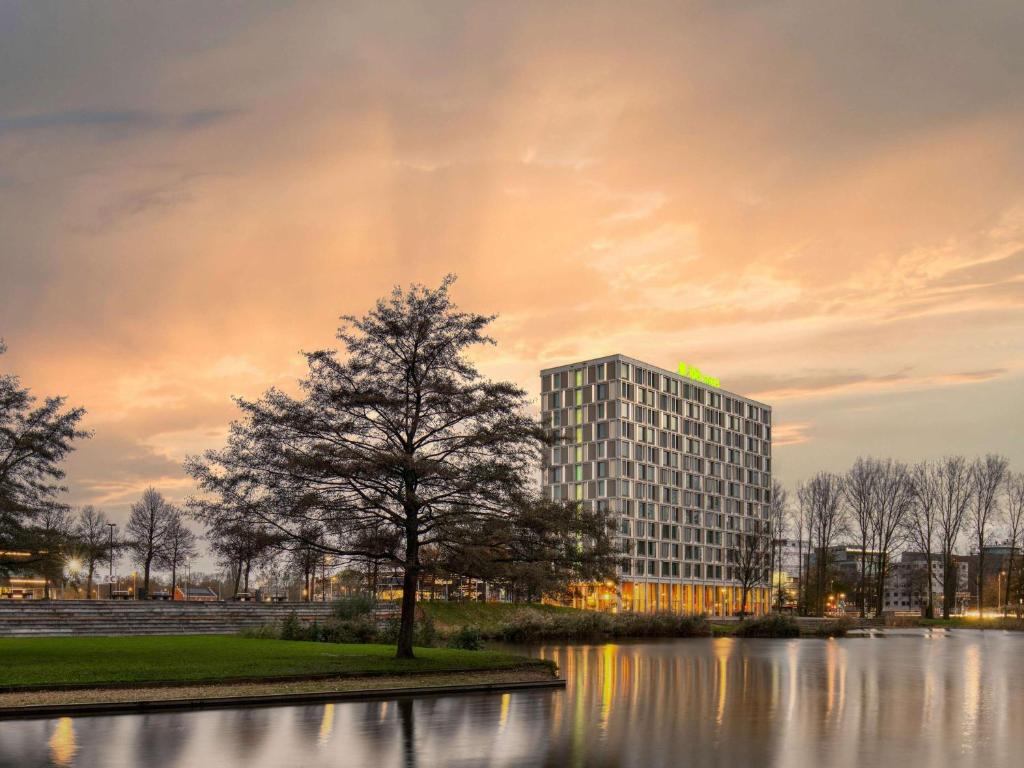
[149, 591, 171, 601]
[232, 592, 255, 602]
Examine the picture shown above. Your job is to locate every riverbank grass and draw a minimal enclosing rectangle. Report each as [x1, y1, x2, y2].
[0, 636, 553, 691]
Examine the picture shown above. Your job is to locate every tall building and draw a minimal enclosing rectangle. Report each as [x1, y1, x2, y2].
[540, 354, 773, 616]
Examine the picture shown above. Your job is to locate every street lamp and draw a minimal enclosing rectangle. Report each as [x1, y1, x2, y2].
[107, 522, 116, 599]
[998, 571, 1006, 617]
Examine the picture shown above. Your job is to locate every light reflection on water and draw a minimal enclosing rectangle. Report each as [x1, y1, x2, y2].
[2, 629, 1021, 768]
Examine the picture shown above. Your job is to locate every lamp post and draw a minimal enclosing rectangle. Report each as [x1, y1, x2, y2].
[106, 522, 116, 599]
[998, 571, 1006, 617]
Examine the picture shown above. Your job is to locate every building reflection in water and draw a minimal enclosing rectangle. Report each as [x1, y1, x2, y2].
[2, 631, 1022, 768]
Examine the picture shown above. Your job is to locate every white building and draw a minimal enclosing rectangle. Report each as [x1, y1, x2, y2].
[540, 354, 773, 616]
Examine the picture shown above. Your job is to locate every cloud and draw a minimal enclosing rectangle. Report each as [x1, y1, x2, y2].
[0, 107, 238, 137]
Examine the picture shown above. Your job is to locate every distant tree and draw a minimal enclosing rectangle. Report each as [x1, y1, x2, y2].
[187, 277, 547, 658]
[433, 497, 620, 603]
[74, 505, 113, 599]
[767, 480, 788, 611]
[157, 509, 198, 600]
[126, 488, 175, 598]
[935, 457, 973, 619]
[1003, 473, 1024, 614]
[906, 462, 941, 617]
[0, 340, 90, 574]
[801, 472, 846, 616]
[870, 460, 914, 615]
[844, 458, 880, 616]
[187, 478, 282, 598]
[732, 517, 771, 618]
[969, 454, 1009, 613]
[792, 490, 809, 615]
[32, 505, 74, 598]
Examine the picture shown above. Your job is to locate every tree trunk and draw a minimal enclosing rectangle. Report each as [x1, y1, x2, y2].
[1005, 548, 1016, 617]
[232, 557, 243, 597]
[396, 526, 420, 660]
[171, 563, 177, 601]
[739, 581, 750, 620]
[942, 551, 954, 619]
[977, 549, 985, 617]
[86, 563, 95, 601]
[143, 555, 153, 598]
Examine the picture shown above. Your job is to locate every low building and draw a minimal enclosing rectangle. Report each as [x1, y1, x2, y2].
[883, 553, 969, 615]
[173, 585, 218, 602]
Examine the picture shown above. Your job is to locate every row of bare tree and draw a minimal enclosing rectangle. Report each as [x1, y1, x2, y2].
[782, 455, 1024, 617]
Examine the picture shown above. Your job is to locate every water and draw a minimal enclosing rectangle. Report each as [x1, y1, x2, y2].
[3, 629, 1022, 768]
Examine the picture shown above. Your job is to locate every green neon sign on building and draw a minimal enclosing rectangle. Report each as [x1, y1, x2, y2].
[678, 362, 720, 388]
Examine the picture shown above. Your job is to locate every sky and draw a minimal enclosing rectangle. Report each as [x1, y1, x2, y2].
[2, 1, 1023, 556]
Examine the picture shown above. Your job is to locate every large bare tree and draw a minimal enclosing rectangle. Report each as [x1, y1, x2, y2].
[187, 277, 553, 658]
[969, 454, 1009, 614]
[935, 457, 973, 618]
[126, 488, 175, 598]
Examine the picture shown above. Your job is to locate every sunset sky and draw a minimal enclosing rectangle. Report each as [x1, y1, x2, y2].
[2, 2, 1023, 548]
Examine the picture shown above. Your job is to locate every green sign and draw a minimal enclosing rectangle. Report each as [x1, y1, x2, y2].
[678, 362, 720, 388]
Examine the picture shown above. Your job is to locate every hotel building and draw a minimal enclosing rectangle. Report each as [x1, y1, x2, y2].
[540, 354, 773, 616]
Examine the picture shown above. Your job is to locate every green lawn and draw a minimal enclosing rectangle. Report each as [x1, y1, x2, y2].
[0, 636, 551, 690]
[419, 601, 580, 633]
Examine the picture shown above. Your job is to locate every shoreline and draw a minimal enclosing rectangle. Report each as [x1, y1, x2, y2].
[0, 667, 563, 720]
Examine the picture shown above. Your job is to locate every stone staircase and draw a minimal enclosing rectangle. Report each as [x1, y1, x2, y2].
[0, 600, 339, 637]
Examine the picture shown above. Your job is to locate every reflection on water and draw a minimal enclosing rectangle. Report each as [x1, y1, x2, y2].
[2, 630, 1021, 768]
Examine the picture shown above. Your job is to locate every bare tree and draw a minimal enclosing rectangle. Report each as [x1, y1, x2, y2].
[969, 454, 1009, 614]
[871, 460, 914, 615]
[844, 457, 880, 616]
[1004, 473, 1024, 615]
[906, 462, 941, 617]
[34, 505, 74, 598]
[767, 480, 788, 611]
[733, 517, 771, 618]
[126, 488, 175, 598]
[935, 457, 973, 618]
[802, 472, 846, 616]
[157, 509, 198, 600]
[74, 505, 112, 599]
[793, 488, 809, 615]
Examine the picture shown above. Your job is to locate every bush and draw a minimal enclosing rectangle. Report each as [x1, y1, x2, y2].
[733, 614, 800, 638]
[376, 616, 439, 648]
[447, 626, 484, 651]
[332, 595, 376, 621]
[280, 610, 304, 641]
[491, 609, 711, 642]
[319, 616, 379, 644]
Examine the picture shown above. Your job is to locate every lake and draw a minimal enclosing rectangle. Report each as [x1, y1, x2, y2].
[3, 629, 1022, 768]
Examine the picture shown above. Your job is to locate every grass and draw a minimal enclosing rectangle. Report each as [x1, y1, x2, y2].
[0, 636, 553, 691]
